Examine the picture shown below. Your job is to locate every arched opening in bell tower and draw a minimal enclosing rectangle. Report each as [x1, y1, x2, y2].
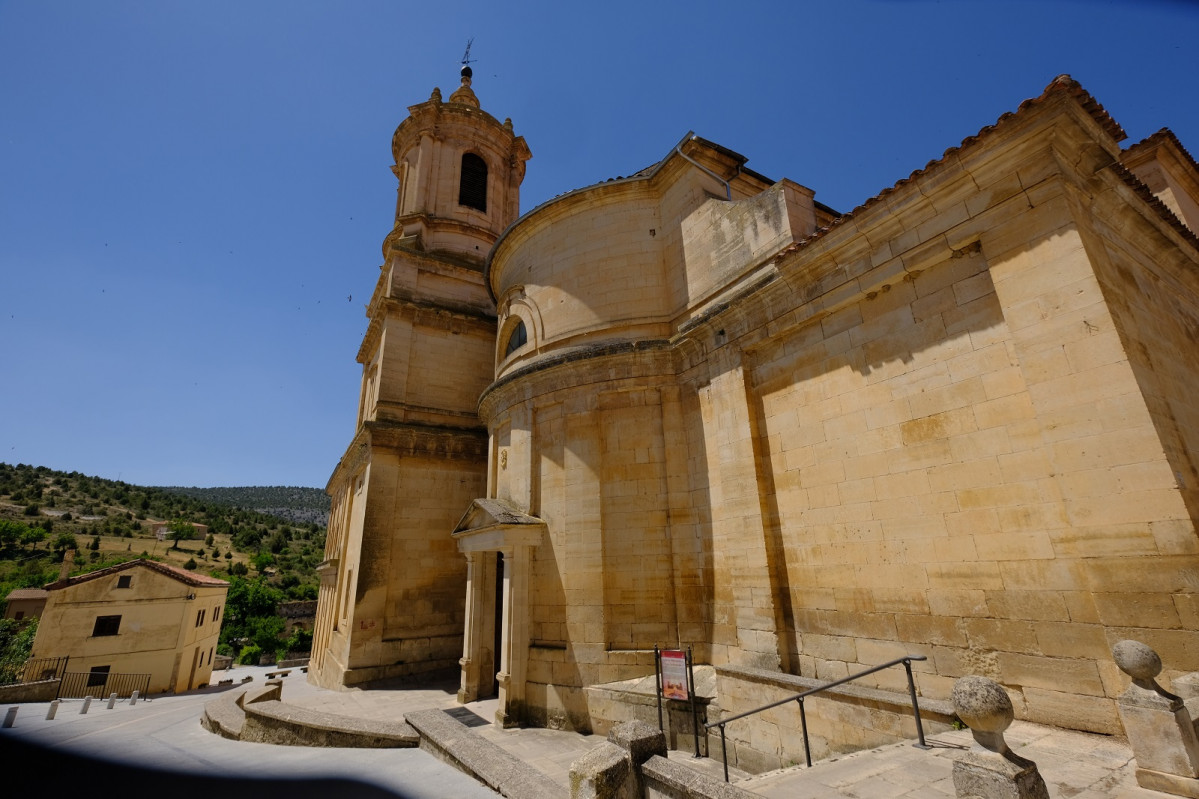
[459, 152, 488, 212]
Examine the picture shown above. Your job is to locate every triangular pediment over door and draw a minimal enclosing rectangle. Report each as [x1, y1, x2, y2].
[452, 497, 546, 552]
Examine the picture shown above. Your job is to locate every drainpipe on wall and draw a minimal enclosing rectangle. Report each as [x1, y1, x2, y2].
[675, 135, 732, 200]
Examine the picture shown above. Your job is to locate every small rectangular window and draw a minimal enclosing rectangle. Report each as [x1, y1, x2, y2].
[117, 575, 132, 588]
[213, 605, 221, 622]
[195, 609, 206, 628]
[92, 615, 121, 637]
[14, 611, 24, 620]
[87, 666, 110, 687]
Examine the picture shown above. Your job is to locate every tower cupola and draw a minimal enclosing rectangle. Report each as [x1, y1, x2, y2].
[385, 71, 531, 266]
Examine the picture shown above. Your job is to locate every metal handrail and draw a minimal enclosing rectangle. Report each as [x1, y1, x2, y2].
[705, 655, 930, 782]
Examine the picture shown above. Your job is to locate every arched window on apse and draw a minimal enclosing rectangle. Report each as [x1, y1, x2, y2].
[504, 320, 527, 357]
[459, 153, 488, 212]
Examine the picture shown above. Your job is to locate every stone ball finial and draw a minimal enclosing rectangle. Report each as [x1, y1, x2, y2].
[951, 675, 1014, 734]
[461, 64, 473, 80]
[1113, 639, 1162, 681]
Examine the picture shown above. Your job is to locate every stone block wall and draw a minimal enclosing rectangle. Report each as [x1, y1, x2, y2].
[710, 665, 954, 774]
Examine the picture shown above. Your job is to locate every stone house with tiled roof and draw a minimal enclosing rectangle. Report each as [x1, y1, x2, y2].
[311, 71, 1199, 770]
[3, 588, 48, 621]
[32, 559, 228, 694]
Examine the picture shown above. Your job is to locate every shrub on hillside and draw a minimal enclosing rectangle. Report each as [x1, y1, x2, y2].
[237, 644, 262, 666]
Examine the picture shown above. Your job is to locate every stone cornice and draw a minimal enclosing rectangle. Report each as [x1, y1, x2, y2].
[478, 340, 674, 422]
[356, 296, 496, 364]
[327, 420, 487, 491]
[366, 420, 487, 460]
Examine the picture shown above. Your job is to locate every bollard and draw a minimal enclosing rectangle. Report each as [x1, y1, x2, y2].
[129, 690, 139, 705]
[46, 700, 60, 720]
[106, 693, 118, 709]
[2, 707, 16, 728]
[80, 696, 93, 714]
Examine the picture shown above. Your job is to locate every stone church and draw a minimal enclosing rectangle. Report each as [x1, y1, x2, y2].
[310, 67, 1199, 753]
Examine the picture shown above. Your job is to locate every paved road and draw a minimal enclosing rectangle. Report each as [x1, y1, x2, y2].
[0, 667, 500, 799]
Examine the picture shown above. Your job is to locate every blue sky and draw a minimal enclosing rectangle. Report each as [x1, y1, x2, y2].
[1, 1, 1197, 488]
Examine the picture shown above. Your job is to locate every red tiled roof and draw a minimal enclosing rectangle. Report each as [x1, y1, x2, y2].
[1124, 127, 1199, 176]
[44, 558, 229, 591]
[772, 75, 1140, 262]
[5, 588, 49, 600]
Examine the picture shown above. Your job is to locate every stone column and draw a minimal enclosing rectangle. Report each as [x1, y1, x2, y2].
[458, 551, 484, 704]
[697, 360, 783, 670]
[951, 675, 1049, 799]
[495, 544, 531, 728]
[1113, 639, 1199, 797]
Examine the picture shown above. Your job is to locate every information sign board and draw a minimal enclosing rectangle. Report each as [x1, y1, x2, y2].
[660, 649, 689, 700]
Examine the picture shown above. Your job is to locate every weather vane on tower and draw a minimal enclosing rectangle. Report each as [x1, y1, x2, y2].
[460, 37, 476, 81]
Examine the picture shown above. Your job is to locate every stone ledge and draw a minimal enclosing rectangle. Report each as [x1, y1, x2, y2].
[0, 679, 58, 704]
[200, 689, 247, 740]
[240, 699, 419, 748]
[641, 754, 759, 799]
[716, 664, 956, 723]
[405, 708, 561, 799]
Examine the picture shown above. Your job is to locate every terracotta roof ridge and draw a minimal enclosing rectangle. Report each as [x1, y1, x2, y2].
[771, 75, 1128, 263]
[1106, 159, 1199, 250]
[44, 557, 229, 590]
[1124, 127, 1199, 176]
[5, 587, 49, 598]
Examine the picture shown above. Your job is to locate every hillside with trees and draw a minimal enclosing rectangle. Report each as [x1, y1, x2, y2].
[0, 462, 328, 666]
[156, 485, 330, 526]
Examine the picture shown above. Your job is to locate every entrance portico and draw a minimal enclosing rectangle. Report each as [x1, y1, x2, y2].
[453, 498, 545, 728]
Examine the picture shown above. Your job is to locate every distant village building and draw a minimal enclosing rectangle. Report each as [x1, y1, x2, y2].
[32, 559, 228, 693]
[311, 69, 1199, 747]
[3, 588, 48, 621]
[151, 521, 209, 542]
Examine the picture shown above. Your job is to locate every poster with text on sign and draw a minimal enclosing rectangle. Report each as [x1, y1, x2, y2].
[660, 650, 689, 700]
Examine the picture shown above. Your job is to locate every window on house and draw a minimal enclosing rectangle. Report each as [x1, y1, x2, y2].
[213, 605, 221, 622]
[459, 152, 487, 212]
[195, 609, 206, 628]
[14, 611, 23, 620]
[504, 320, 527, 357]
[117, 575, 132, 588]
[87, 666, 110, 687]
[92, 615, 121, 637]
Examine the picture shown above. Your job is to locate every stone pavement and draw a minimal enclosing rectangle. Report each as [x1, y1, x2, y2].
[0, 664, 499, 799]
[244, 666, 1177, 798]
[281, 671, 607, 790]
[0, 663, 1182, 798]
[740, 723, 1163, 798]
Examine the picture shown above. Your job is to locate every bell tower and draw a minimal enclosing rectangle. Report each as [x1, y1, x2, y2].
[311, 67, 530, 689]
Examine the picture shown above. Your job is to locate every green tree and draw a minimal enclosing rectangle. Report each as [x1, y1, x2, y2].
[265, 529, 288, 554]
[52, 533, 78, 561]
[89, 535, 100, 551]
[0, 618, 38, 685]
[167, 518, 193, 550]
[184, 557, 197, 570]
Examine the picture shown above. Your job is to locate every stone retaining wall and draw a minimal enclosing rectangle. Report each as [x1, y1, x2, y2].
[240, 698, 418, 748]
[712, 665, 955, 773]
[0, 679, 58, 704]
[641, 755, 758, 799]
